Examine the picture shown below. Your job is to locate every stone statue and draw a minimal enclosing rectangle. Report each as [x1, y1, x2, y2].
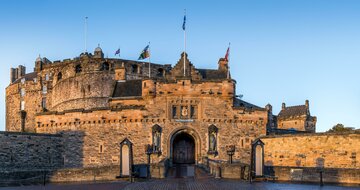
[153, 131, 161, 151]
[209, 132, 216, 151]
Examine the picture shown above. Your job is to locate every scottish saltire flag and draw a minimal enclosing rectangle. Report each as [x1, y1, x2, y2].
[138, 45, 150, 60]
[114, 48, 120, 56]
[182, 15, 186, 30]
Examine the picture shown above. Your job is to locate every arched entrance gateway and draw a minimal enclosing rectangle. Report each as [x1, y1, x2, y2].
[168, 127, 200, 165]
[173, 133, 195, 164]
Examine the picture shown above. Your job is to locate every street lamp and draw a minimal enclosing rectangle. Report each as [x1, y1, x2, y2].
[226, 145, 235, 164]
[145, 144, 153, 178]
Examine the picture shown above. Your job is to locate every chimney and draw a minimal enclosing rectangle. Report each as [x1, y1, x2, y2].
[305, 99, 309, 108]
[10, 68, 17, 83]
[282, 102, 286, 110]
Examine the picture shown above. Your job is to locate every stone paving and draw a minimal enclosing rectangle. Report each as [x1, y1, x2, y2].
[1, 167, 359, 190]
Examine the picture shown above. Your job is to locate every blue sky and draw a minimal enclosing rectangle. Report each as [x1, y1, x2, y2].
[0, 0, 359, 132]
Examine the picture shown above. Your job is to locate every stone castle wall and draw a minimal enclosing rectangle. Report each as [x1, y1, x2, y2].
[261, 133, 360, 169]
[0, 132, 63, 170]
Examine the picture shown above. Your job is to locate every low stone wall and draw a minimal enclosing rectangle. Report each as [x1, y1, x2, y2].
[261, 132, 360, 169]
[0, 166, 121, 184]
[265, 166, 360, 184]
[150, 159, 169, 179]
[201, 157, 250, 180]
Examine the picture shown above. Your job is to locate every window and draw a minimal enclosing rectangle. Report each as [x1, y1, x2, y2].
[33, 78, 37, 83]
[131, 64, 138, 73]
[42, 86, 47, 94]
[57, 72, 62, 81]
[99, 142, 104, 153]
[42, 98, 46, 109]
[190, 105, 196, 118]
[241, 139, 244, 148]
[45, 74, 49, 81]
[21, 78, 25, 84]
[20, 88, 25, 97]
[172, 106, 177, 118]
[157, 68, 164, 77]
[101, 62, 109, 71]
[21, 101, 25, 110]
[75, 65, 82, 73]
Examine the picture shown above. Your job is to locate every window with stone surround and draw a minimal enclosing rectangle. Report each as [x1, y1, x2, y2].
[21, 78, 25, 84]
[172, 106, 178, 118]
[99, 142, 104, 153]
[57, 72, 62, 81]
[42, 98, 46, 109]
[75, 64, 82, 73]
[20, 88, 25, 97]
[42, 85, 47, 94]
[20, 101, 25, 110]
[45, 74, 49, 81]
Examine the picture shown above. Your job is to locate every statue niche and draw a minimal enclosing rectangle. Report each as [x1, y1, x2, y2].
[208, 124, 218, 155]
[152, 124, 162, 154]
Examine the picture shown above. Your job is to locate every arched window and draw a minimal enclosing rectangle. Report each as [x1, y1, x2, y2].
[208, 125, 218, 155]
[157, 68, 164, 77]
[131, 64, 138, 73]
[75, 65, 82, 73]
[152, 124, 162, 153]
[101, 62, 109, 71]
[57, 72, 62, 81]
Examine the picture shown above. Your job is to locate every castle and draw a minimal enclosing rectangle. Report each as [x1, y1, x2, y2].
[3, 47, 359, 184]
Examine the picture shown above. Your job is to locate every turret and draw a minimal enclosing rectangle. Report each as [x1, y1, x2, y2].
[10, 65, 26, 83]
[218, 58, 229, 71]
[114, 62, 126, 81]
[93, 45, 104, 58]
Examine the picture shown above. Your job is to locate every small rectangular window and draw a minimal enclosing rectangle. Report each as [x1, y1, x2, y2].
[21, 101, 25, 110]
[42, 98, 46, 109]
[20, 88, 25, 97]
[42, 85, 47, 94]
[190, 105, 196, 118]
[172, 106, 177, 118]
[45, 74, 49, 81]
[21, 78, 25, 84]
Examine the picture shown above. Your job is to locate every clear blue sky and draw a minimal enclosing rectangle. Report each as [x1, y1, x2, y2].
[0, 0, 359, 132]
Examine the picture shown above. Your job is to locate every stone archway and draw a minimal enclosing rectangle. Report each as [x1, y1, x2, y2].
[168, 127, 201, 165]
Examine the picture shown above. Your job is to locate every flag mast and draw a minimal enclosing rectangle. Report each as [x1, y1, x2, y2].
[183, 9, 186, 76]
[227, 42, 231, 79]
[148, 42, 151, 78]
[84, 16, 88, 53]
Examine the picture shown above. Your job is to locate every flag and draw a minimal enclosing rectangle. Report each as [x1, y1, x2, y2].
[182, 15, 186, 30]
[114, 48, 120, 56]
[138, 45, 150, 60]
[224, 46, 230, 61]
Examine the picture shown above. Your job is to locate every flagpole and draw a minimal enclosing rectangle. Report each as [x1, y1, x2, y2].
[183, 9, 186, 77]
[227, 42, 231, 79]
[84, 16, 88, 53]
[148, 42, 151, 78]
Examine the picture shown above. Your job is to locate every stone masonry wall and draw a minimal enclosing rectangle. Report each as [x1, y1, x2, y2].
[261, 133, 360, 169]
[0, 132, 63, 170]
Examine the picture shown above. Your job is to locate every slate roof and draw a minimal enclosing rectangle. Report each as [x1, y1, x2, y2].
[13, 72, 37, 84]
[112, 80, 142, 97]
[233, 98, 263, 110]
[278, 105, 308, 119]
[197, 69, 227, 80]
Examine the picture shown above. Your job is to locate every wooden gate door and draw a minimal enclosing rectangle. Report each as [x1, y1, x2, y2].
[173, 133, 195, 164]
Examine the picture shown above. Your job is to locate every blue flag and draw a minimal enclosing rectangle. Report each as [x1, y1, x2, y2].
[182, 15, 186, 30]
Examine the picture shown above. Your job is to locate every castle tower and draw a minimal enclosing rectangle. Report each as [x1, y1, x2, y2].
[93, 46, 104, 58]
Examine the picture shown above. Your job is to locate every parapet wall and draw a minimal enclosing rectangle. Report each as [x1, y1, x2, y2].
[261, 132, 360, 169]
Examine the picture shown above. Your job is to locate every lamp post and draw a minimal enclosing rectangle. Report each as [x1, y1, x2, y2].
[145, 144, 153, 178]
[226, 145, 235, 164]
